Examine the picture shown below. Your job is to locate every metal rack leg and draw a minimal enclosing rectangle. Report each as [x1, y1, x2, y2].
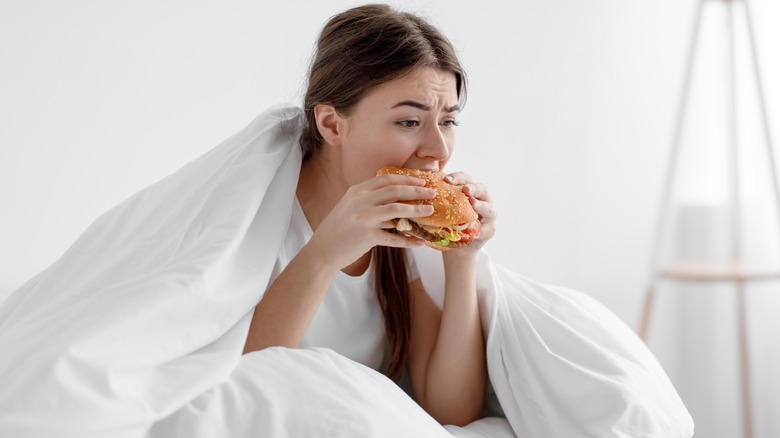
[639, 284, 656, 341]
[736, 280, 754, 438]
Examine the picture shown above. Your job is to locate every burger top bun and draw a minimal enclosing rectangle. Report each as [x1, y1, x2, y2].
[376, 166, 478, 227]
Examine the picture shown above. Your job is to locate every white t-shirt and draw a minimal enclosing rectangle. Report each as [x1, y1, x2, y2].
[268, 196, 419, 371]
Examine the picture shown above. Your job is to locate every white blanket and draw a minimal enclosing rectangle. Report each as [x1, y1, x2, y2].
[0, 105, 693, 438]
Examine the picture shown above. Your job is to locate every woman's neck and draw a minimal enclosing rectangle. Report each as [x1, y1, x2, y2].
[296, 152, 347, 232]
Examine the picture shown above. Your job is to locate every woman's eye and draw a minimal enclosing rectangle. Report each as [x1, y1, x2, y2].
[440, 119, 460, 128]
[397, 120, 420, 128]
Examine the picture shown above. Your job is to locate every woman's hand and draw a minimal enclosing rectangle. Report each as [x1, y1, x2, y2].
[307, 174, 436, 272]
[444, 172, 497, 257]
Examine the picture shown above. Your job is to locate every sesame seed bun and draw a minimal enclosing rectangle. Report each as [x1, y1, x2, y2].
[376, 166, 478, 227]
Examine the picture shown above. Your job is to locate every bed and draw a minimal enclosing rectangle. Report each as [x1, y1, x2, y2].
[0, 105, 694, 437]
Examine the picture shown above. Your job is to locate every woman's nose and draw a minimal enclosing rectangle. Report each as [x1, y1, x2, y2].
[416, 123, 450, 161]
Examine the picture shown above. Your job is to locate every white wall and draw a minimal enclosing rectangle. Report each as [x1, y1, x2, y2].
[1, 1, 779, 436]
[0, 0, 694, 320]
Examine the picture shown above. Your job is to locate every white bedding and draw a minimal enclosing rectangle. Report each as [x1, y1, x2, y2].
[0, 105, 693, 438]
[148, 347, 514, 438]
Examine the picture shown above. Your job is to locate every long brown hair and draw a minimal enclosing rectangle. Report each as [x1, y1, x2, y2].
[299, 4, 467, 381]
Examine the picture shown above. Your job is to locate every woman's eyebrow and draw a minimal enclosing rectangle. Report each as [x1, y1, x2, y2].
[391, 100, 460, 112]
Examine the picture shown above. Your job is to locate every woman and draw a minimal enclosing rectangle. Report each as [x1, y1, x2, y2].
[0, 4, 694, 437]
[242, 4, 496, 427]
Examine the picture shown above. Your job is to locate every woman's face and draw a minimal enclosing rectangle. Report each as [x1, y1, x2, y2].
[337, 67, 460, 186]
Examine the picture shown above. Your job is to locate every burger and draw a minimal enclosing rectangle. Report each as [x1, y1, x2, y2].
[376, 166, 481, 251]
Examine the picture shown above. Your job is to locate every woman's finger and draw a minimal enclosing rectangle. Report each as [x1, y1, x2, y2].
[470, 198, 496, 223]
[445, 172, 492, 202]
[374, 203, 434, 222]
[380, 220, 396, 229]
[372, 184, 436, 204]
[444, 171, 472, 186]
[462, 183, 492, 202]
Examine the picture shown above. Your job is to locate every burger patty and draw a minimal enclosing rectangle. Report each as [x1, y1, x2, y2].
[401, 220, 440, 242]
[395, 220, 469, 248]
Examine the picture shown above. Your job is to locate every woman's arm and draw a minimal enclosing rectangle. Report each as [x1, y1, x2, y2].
[243, 243, 339, 353]
[406, 171, 496, 426]
[242, 173, 434, 354]
[407, 253, 486, 426]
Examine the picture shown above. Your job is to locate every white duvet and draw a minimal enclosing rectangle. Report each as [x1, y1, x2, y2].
[0, 105, 694, 438]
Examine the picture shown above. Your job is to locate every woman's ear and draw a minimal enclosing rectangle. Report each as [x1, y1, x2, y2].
[313, 104, 344, 147]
